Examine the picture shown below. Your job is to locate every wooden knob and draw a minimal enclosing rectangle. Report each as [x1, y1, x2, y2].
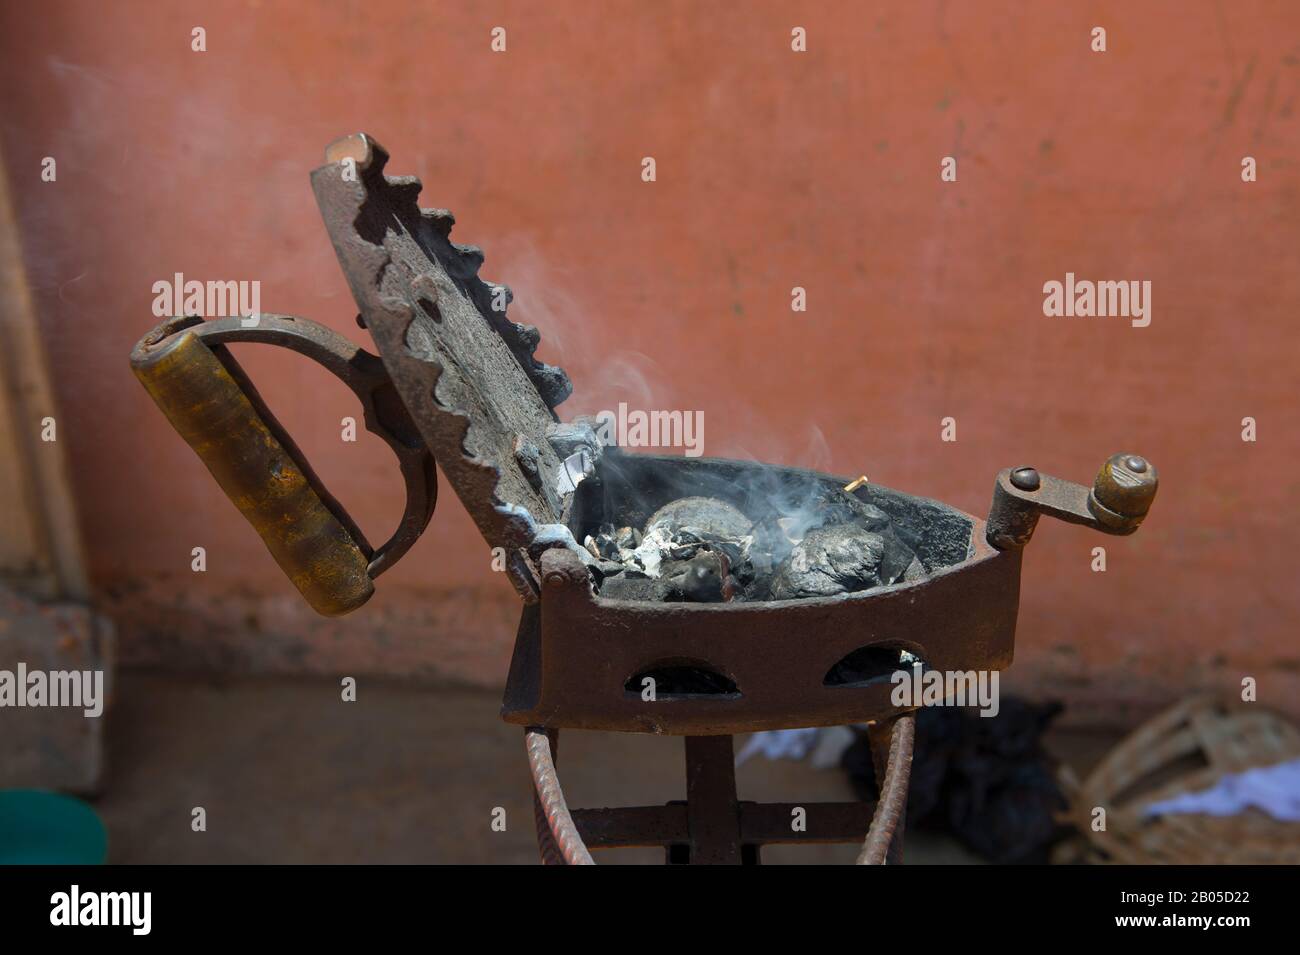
[1089, 453, 1158, 530]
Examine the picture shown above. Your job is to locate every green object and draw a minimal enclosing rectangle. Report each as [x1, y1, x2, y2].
[0, 789, 107, 864]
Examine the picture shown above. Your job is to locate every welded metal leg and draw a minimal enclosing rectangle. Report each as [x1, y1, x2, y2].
[530, 726, 564, 865]
[678, 735, 750, 865]
[526, 726, 594, 866]
[868, 718, 906, 863]
[526, 724, 905, 865]
[858, 714, 915, 865]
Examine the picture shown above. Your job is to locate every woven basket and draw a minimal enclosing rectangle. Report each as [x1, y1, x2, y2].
[1062, 696, 1300, 864]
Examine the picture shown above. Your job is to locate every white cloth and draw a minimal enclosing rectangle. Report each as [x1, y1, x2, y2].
[735, 728, 820, 765]
[734, 727, 858, 769]
[1143, 757, 1300, 822]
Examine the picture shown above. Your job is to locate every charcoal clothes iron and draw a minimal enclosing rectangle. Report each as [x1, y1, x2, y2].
[131, 134, 1158, 865]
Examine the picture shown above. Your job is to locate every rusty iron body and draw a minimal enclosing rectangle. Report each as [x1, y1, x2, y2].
[503, 454, 1019, 735]
[130, 133, 1158, 864]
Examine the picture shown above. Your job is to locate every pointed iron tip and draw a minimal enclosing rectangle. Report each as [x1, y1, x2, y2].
[324, 132, 387, 171]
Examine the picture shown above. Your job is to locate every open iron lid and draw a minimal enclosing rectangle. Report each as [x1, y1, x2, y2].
[311, 133, 577, 554]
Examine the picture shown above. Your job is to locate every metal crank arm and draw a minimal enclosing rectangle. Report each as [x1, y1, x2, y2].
[130, 313, 437, 616]
[985, 453, 1159, 551]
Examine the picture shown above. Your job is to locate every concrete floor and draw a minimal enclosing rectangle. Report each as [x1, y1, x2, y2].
[93, 670, 1108, 864]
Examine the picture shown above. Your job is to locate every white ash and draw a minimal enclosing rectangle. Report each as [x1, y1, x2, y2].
[586, 497, 755, 582]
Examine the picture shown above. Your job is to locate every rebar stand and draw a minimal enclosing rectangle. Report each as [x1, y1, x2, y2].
[527, 715, 914, 865]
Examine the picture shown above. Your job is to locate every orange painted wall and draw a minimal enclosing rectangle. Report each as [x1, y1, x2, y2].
[2, 1, 1297, 724]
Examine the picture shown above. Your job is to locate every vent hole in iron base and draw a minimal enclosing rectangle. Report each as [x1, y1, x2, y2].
[626, 663, 740, 700]
[823, 646, 926, 688]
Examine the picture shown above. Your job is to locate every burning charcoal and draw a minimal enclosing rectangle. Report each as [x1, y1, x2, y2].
[751, 516, 795, 561]
[902, 556, 927, 582]
[645, 496, 753, 540]
[709, 536, 752, 572]
[615, 526, 642, 552]
[769, 525, 886, 600]
[878, 532, 919, 585]
[598, 574, 663, 602]
[830, 490, 892, 530]
[802, 485, 920, 586]
[667, 530, 707, 560]
[738, 518, 791, 601]
[591, 559, 627, 579]
[584, 524, 622, 560]
[772, 485, 893, 541]
[660, 551, 729, 603]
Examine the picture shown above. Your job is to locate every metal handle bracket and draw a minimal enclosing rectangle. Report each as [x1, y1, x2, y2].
[130, 313, 436, 615]
[986, 453, 1158, 551]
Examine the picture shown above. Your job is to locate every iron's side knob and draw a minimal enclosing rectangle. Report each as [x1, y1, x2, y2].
[1088, 453, 1158, 532]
